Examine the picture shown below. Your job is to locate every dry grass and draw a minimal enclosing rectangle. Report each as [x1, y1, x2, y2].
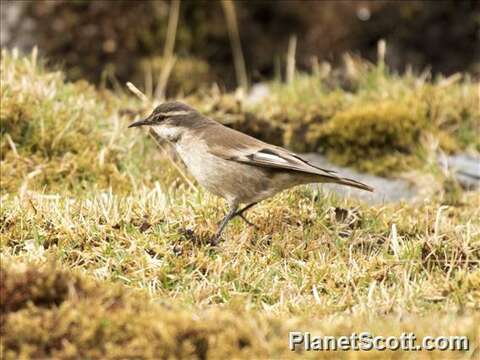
[2, 186, 479, 310]
[1, 261, 478, 359]
[1, 50, 479, 358]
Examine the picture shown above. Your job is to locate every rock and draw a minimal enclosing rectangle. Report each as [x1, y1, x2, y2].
[442, 154, 480, 190]
[303, 153, 479, 204]
[245, 83, 270, 105]
[302, 153, 417, 204]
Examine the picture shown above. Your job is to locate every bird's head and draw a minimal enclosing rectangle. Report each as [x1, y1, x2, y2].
[128, 101, 197, 128]
[128, 101, 206, 142]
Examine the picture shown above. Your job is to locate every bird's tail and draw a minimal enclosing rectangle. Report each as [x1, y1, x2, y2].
[332, 176, 374, 192]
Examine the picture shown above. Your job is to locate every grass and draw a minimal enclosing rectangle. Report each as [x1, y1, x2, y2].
[1, 50, 479, 358]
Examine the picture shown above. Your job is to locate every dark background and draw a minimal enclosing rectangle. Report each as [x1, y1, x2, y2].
[2, 0, 479, 91]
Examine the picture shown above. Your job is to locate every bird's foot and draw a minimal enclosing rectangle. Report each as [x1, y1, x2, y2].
[209, 233, 222, 246]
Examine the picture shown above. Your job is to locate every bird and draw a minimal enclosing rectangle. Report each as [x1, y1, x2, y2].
[129, 101, 373, 244]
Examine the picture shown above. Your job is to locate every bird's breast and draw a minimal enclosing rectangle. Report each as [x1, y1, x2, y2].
[174, 137, 272, 203]
[175, 139, 220, 185]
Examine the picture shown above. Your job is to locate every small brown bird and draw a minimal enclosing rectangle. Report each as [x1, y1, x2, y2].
[129, 101, 373, 244]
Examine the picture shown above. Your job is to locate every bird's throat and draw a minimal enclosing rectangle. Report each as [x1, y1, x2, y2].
[152, 125, 182, 143]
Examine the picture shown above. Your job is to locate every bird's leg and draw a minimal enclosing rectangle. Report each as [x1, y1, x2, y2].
[234, 202, 258, 217]
[238, 214, 257, 228]
[233, 202, 258, 228]
[212, 204, 238, 245]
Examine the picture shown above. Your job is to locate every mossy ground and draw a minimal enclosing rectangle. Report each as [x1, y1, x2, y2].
[196, 56, 479, 176]
[1, 50, 479, 358]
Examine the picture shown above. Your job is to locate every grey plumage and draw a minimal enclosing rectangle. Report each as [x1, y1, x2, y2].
[129, 101, 373, 244]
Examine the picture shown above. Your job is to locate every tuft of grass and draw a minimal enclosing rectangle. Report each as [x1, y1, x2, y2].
[0, 49, 181, 195]
[309, 100, 427, 175]
[137, 56, 213, 96]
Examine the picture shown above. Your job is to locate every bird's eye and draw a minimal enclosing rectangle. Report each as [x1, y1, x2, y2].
[154, 113, 167, 122]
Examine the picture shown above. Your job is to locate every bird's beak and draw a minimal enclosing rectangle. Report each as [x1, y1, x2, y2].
[128, 118, 150, 128]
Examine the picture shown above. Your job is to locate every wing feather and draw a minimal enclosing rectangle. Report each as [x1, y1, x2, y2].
[230, 148, 332, 176]
[201, 123, 374, 192]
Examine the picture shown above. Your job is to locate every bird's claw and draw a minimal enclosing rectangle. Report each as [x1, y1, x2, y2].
[209, 233, 222, 246]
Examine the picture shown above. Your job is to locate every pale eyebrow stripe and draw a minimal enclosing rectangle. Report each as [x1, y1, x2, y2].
[159, 110, 192, 117]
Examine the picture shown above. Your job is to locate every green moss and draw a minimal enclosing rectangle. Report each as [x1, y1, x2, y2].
[420, 81, 480, 152]
[308, 101, 428, 175]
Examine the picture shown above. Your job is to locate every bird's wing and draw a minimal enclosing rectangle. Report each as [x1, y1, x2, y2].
[229, 146, 338, 175]
[202, 124, 374, 192]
